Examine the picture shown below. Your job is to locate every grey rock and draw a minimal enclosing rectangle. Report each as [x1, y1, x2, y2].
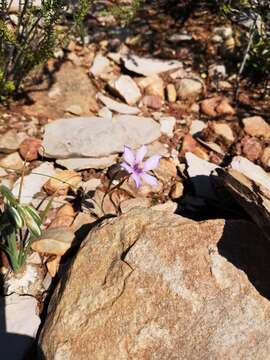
[42, 116, 161, 159]
[98, 107, 113, 120]
[90, 54, 111, 77]
[168, 33, 192, 42]
[176, 78, 203, 100]
[56, 155, 117, 170]
[121, 54, 183, 76]
[159, 117, 176, 137]
[97, 93, 139, 115]
[109, 75, 141, 105]
[208, 64, 226, 79]
[231, 156, 270, 190]
[0, 130, 27, 153]
[12, 162, 55, 204]
[189, 120, 207, 136]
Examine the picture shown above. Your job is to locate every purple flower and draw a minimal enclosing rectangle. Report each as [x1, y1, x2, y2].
[121, 145, 161, 188]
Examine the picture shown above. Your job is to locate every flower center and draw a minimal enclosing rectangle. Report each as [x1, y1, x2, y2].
[134, 162, 144, 174]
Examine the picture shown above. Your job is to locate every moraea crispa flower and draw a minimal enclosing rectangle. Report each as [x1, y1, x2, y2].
[121, 145, 161, 188]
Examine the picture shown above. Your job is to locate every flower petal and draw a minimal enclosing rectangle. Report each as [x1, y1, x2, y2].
[121, 162, 134, 174]
[141, 173, 158, 187]
[131, 172, 142, 188]
[143, 155, 161, 171]
[135, 145, 147, 163]
[123, 146, 135, 166]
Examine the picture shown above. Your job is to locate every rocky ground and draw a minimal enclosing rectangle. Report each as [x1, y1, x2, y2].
[1, 2, 270, 359]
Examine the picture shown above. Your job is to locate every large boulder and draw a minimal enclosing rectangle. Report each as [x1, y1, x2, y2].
[39, 209, 270, 359]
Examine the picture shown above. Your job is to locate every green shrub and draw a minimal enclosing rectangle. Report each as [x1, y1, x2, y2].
[0, 0, 93, 100]
[106, 0, 141, 25]
[218, 0, 270, 80]
[0, 0, 141, 100]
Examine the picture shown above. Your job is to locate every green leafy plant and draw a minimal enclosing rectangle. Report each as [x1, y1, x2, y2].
[74, 0, 92, 44]
[0, 0, 141, 99]
[0, 0, 65, 99]
[217, 0, 270, 88]
[101, 0, 141, 26]
[0, 0, 93, 100]
[0, 184, 42, 272]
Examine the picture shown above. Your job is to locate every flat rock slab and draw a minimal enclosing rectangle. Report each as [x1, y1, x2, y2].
[97, 93, 140, 114]
[56, 155, 117, 170]
[39, 208, 270, 360]
[121, 55, 183, 76]
[42, 116, 161, 158]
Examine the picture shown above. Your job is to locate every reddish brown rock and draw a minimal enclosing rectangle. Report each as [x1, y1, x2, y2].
[261, 146, 270, 168]
[215, 98, 235, 115]
[201, 97, 219, 117]
[19, 138, 42, 161]
[39, 209, 270, 360]
[201, 97, 235, 117]
[142, 95, 163, 110]
[241, 136, 263, 161]
[180, 134, 209, 160]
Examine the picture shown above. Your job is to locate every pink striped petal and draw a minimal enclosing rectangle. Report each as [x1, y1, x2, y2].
[121, 162, 134, 174]
[123, 146, 135, 166]
[143, 155, 161, 171]
[141, 173, 158, 187]
[135, 145, 147, 163]
[131, 172, 142, 188]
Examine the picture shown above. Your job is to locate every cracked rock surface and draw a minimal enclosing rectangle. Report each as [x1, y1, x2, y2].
[39, 208, 270, 360]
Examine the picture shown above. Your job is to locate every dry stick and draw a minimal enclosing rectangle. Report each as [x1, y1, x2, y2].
[235, 15, 258, 102]
[1, 165, 82, 201]
[11, 15, 44, 86]
[17, 159, 27, 203]
[1, 164, 129, 216]
[101, 176, 129, 215]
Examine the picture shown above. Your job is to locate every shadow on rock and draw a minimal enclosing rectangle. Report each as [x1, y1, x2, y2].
[0, 333, 45, 360]
[218, 220, 270, 301]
